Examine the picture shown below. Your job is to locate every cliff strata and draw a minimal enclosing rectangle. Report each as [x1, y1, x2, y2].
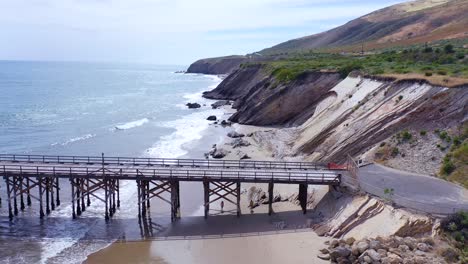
[203, 66, 468, 163]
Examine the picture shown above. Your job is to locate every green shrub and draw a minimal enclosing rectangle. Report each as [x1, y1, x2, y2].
[444, 44, 455, 54]
[398, 95, 403, 101]
[456, 53, 465, 60]
[420, 130, 427, 136]
[425, 72, 433, 77]
[439, 131, 449, 140]
[401, 130, 412, 141]
[441, 159, 456, 175]
[380, 142, 386, 147]
[391, 147, 399, 157]
[437, 70, 448, 75]
[453, 137, 461, 146]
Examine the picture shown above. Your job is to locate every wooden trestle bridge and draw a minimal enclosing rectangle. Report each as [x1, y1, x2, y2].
[0, 154, 342, 221]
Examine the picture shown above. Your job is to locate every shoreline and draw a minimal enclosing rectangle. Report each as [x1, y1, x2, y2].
[84, 85, 332, 264]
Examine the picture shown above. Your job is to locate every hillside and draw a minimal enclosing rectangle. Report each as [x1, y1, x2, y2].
[261, 0, 468, 55]
[187, 0, 468, 74]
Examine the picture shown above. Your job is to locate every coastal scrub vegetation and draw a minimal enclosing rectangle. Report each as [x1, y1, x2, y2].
[441, 211, 468, 262]
[248, 39, 468, 85]
[439, 123, 468, 188]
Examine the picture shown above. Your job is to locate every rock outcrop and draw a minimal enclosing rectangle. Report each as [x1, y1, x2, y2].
[186, 55, 248, 75]
[320, 236, 447, 263]
[204, 65, 343, 127]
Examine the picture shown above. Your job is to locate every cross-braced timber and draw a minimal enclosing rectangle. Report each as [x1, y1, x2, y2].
[0, 153, 342, 221]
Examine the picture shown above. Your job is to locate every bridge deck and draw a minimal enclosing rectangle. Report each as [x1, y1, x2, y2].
[0, 154, 341, 185]
[0, 154, 342, 221]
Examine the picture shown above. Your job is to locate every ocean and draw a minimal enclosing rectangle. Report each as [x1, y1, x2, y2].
[0, 61, 226, 263]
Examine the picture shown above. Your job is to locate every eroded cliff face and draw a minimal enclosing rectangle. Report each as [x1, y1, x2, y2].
[204, 65, 343, 127]
[203, 66, 467, 162]
[292, 76, 467, 162]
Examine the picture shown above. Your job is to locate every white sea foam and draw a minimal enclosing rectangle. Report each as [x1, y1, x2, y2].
[114, 118, 149, 130]
[39, 180, 138, 264]
[39, 74, 223, 263]
[148, 76, 224, 158]
[51, 134, 96, 146]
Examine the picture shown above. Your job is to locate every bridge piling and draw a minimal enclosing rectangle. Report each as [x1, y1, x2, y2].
[13, 177, 18, 216]
[76, 178, 81, 216]
[20, 176, 25, 211]
[38, 176, 44, 218]
[71, 178, 76, 219]
[298, 183, 308, 214]
[46, 178, 50, 215]
[5, 175, 13, 220]
[170, 180, 180, 221]
[27, 178, 31, 206]
[268, 182, 274, 215]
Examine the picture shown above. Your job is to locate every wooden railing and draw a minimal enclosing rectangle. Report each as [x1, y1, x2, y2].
[0, 154, 329, 171]
[1, 164, 341, 185]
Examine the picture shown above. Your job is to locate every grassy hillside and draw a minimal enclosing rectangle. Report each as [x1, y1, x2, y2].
[247, 39, 468, 87]
[260, 0, 468, 55]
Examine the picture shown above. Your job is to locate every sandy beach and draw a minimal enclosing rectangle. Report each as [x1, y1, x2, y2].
[85, 104, 331, 264]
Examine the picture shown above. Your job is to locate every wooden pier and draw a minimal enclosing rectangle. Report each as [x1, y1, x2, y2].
[0, 154, 341, 221]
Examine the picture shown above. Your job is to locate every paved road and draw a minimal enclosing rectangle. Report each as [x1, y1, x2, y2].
[357, 164, 468, 214]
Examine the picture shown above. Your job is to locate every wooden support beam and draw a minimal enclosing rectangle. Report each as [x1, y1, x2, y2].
[105, 179, 109, 221]
[71, 178, 76, 219]
[5, 175, 13, 220]
[137, 180, 141, 218]
[13, 176, 18, 216]
[20, 176, 25, 211]
[38, 176, 44, 218]
[76, 178, 81, 216]
[170, 180, 180, 222]
[298, 183, 308, 214]
[203, 180, 209, 218]
[46, 177, 50, 215]
[237, 181, 241, 217]
[268, 182, 274, 216]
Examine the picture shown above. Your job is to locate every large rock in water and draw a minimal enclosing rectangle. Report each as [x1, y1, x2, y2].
[207, 115, 217, 121]
[186, 103, 201, 109]
[211, 100, 231, 109]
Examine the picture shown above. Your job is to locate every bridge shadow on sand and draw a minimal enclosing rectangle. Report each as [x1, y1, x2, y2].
[0, 209, 323, 243]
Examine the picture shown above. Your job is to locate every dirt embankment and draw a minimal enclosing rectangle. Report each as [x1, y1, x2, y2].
[203, 66, 468, 164]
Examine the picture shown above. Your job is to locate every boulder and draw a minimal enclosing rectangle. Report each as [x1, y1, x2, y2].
[220, 120, 231, 126]
[211, 100, 231, 109]
[186, 102, 201, 109]
[207, 115, 217, 121]
[403, 237, 417, 250]
[210, 148, 228, 159]
[230, 138, 251, 148]
[330, 239, 340, 248]
[363, 256, 372, 263]
[227, 131, 245, 138]
[416, 243, 429, 252]
[398, 244, 410, 253]
[377, 248, 388, 257]
[329, 246, 351, 260]
[319, 248, 329, 254]
[366, 249, 381, 261]
[345, 237, 356, 245]
[351, 245, 360, 256]
[317, 253, 330, 261]
[357, 241, 369, 254]
[369, 239, 381, 250]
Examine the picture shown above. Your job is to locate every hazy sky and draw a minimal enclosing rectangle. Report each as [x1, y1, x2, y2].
[0, 0, 405, 65]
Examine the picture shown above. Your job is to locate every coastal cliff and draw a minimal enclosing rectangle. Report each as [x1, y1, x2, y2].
[204, 65, 343, 127]
[186, 55, 248, 75]
[203, 65, 468, 167]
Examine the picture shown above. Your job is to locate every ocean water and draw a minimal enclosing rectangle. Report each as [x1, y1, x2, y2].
[0, 61, 225, 263]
